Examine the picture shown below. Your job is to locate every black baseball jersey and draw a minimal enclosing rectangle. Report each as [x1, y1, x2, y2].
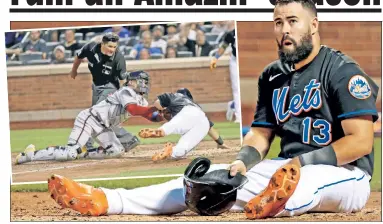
[76, 41, 128, 89]
[222, 30, 236, 57]
[157, 92, 200, 118]
[252, 45, 379, 176]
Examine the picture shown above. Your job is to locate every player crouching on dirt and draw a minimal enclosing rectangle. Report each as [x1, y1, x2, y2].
[138, 88, 230, 162]
[15, 71, 165, 165]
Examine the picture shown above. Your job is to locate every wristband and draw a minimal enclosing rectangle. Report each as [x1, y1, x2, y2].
[215, 136, 224, 145]
[215, 54, 220, 59]
[298, 145, 337, 167]
[236, 145, 262, 170]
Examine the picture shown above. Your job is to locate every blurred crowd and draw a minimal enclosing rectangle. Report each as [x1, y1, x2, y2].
[6, 21, 235, 67]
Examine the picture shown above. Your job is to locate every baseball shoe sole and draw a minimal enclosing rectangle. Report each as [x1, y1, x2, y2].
[152, 142, 173, 162]
[48, 174, 108, 216]
[244, 164, 300, 219]
[138, 128, 164, 138]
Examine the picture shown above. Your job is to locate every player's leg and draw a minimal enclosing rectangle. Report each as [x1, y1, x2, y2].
[112, 126, 141, 152]
[85, 128, 125, 159]
[85, 84, 118, 150]
[273, 164, 370, 217]
[229, 55, 241, 123]
[151, 106, 209, 161]
[48, 163, 230, 215]
[15, 110, 99, 164]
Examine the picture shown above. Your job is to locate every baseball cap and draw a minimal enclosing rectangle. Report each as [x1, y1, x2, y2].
[53, 45, 65, 53]
[153, 25, 165, 33]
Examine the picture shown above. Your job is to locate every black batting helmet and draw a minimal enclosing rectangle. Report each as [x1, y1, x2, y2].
[183, 157, 248, 216]
[176, 88, 193, 100]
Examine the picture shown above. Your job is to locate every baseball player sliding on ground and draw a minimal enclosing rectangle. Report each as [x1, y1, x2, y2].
[210, 28, 241, 123]
[139, 88, 229, 162]
[47, 0, 378, 219]
[15, 71, 164, 164]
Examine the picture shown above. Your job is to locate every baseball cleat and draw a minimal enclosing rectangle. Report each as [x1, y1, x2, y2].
[15, 144, 36, 165]
[138, 128, 164, 138]
[152, 142, 173, 162]
[244, 164, 300, 219]
[48, 174, 108, 216]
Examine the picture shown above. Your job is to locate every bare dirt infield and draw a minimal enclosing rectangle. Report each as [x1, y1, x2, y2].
[11, 140, 382, 221]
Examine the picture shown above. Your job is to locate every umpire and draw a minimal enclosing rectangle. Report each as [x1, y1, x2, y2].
[69, 32, 140, 151]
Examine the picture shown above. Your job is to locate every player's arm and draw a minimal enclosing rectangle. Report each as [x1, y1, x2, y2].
[70, 42, 91, 79]
[229, 70, 277, 176]
[116, 54, 129, 80]
[210, 33, 232, 70]
[291, 63, 379, 168]
[126, 104, 163, 122]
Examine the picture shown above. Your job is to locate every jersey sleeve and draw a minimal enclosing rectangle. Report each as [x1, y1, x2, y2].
[119, 88, 138, 108]
[252, 71, 278, 128]
[221, 32, 234, 48]
[157, 93, 173, 108]
[76, 42, 92, 59]
[329, 63, 379, 122]
[116, 53, 128, 80]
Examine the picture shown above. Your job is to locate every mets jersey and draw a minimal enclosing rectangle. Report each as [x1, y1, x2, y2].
[252, 45, 379, 176]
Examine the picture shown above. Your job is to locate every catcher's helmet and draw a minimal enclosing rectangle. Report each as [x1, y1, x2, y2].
[125, 71, 150, 96]
[176, 88, 193, 100]
[183, 157, 248, 216]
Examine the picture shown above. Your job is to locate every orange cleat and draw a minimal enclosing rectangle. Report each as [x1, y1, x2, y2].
[48, 174, 108, 216]
[152, 142, 173, 162]
[244, 164, 300, 219]
[138, 128, 164, 138]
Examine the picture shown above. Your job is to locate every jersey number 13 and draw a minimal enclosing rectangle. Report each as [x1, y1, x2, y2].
[302, 118, 332, 145]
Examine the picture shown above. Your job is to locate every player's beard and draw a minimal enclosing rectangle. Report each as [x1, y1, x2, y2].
[277, 30, 313, 65]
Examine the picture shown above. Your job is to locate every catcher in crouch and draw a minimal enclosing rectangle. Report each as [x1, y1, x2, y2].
[139, 88, 229, 162]
[15, 71, 164, 164]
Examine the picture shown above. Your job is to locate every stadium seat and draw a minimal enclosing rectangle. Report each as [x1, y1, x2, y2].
[201, 24, 213, 33]
[119, 38, 129, 45]
[45, 42, 60, 53]
[64, 50, 72, 58]
[150, 53, 164, 59]
[85, 32, 96, 40]
[19, 52, 44, 62]
[205, 33, 220, 43]
[75, 33, 83, 42]
[177, 51, 193, 58]
[26, 59, 52, 65]
[124, 55, 135, 60]
[6, 61, 23, 67]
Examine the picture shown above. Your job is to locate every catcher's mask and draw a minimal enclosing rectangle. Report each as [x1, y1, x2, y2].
[183, 157, 248, 216]
[176, 88, 193, 100]
[125, 71, 150, 97]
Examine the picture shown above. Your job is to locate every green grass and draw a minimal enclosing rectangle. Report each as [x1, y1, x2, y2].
[10, 122, 240, 153]
[10, 124, 381, 192]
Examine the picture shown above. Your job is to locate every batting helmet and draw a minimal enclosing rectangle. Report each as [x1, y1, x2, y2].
[176, 88, 193, 100]
[125, 71, 150, 96]
[183, 157, 248, 216]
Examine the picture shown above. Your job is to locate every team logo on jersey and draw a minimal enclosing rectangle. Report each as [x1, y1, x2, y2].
[272, 79, 322, 123]
[348, 75, 371, 99]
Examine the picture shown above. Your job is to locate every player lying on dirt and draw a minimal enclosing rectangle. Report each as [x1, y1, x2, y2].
[15, 71, 165, 165]
[47, 0, 379, 219]
[138, 87, 230, 162]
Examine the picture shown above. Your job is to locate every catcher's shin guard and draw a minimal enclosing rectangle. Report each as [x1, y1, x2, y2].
[244, 164, 300, 219]
[138, 128, 164, 138]
[48, 174, 108, 216]
[152, 142, 173, 162]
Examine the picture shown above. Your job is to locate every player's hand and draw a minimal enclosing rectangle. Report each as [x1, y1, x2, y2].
[210, 58, 218, 71]
[69, 70, 78, 79]
[228, 160, 247, 176]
